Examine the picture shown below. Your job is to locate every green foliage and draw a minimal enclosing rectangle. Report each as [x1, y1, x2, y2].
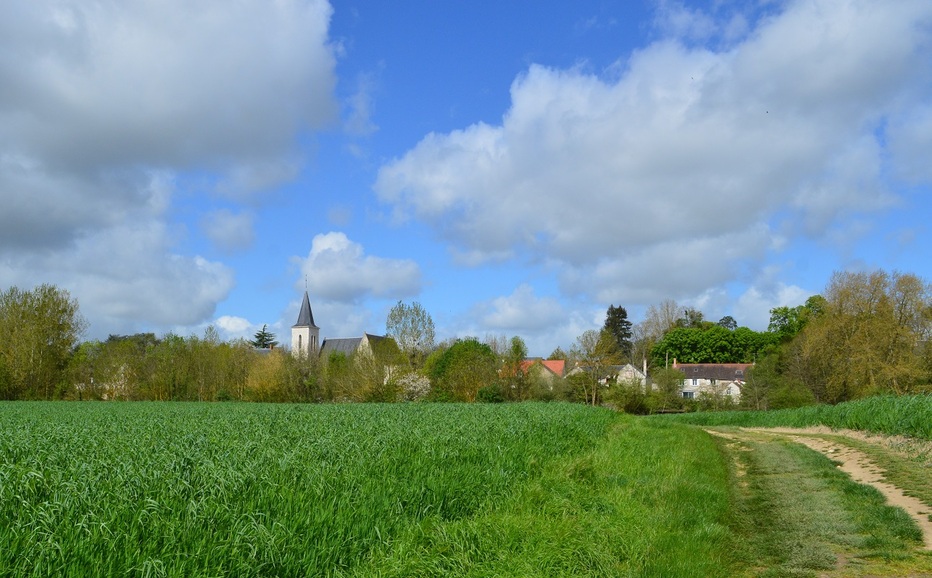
[717, 315, 737, 330]
[499, 336, 530, 401]
[602, 304, 633, 358]
[649, 325, 778, 367]
[767, 295, 826, 345]
[547, 346, 567, 361]
[0, 284, 86, 400]
[249, 324, 278, 349]
[0, 402, 616, 577]
[477, 384, 505, 403]
[786, 270, 932, 402]
[427, 338, 498, 402]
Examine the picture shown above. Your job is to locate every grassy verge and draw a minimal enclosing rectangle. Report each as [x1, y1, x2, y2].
[347, 418, 740, 577]
[654, 395, 932, 440]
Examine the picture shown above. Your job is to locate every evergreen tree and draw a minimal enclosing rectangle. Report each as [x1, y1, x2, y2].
[250, 324, 278, 349]
[602, 305, 633, 359]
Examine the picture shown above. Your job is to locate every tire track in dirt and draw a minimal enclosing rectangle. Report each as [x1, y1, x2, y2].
[712, 427, 932, 550]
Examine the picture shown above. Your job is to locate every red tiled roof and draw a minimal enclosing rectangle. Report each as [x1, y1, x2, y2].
[520, 359, 565, 377]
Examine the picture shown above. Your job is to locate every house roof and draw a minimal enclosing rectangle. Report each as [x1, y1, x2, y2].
[520, 358, 566, 377]
[673, 363, 752, 381]
[293, 291, 318, 328]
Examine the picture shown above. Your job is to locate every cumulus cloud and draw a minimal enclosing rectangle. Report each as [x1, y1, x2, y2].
[375, 0, 932, 310]
[0, 0, 338, 336]
[475, 284, 565, 332]
[295, 232, 422, 303]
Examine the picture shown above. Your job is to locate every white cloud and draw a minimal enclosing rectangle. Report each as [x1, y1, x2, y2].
[476, 284, 565, 332]
[375, 0, 932, 309]
[734, 283, 812, 332]
[295, 232, 422, 303]
[216, 316, 253, 336]
[888, 105, 932, 183]
[202, 209, 255, 253]
[0, 0, 338, 336]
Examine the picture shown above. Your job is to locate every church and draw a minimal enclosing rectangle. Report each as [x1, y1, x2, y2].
[290, 290, 396, 359]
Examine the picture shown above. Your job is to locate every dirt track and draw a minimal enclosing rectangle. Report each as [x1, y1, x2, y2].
[729, 427, 932, 550]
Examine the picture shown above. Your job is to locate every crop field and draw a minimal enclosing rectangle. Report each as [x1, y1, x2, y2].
[2, 401, 930, 577]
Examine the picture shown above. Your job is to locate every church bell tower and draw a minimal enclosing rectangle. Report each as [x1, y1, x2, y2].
[291, 290, 319, 357]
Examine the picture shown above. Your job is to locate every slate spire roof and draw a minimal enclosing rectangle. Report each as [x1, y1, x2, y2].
[293, 291, 318, 328]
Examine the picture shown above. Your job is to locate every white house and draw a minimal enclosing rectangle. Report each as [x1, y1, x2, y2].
[672, 360, 751, 400]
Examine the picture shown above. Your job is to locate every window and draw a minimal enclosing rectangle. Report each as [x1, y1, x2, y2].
[682, 391, 695, 399]
[692, 378, 698, 386]
[298, 335, 303, 349]
[710, 378, 716, 385]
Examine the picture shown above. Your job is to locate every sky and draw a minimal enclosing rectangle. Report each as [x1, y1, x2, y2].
[2, 0, 932, 357]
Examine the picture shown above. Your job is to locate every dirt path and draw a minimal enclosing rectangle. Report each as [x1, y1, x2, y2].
[723, 427, 932, 550]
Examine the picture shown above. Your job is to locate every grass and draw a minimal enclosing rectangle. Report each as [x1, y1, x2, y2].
[346, 418, 740, 577]
[3, 400, 930, 576]
[654, 394, 932, 440]
[0, 402, 617, 577]
[716, 432, 924, 577]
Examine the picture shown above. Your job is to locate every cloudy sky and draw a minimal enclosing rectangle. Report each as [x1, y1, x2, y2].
[2, 0, 931, 355]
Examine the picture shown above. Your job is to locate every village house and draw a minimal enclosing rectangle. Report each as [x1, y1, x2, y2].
[520, 358, 566, 386]
[565, 362, 647, 387]
[671, 359, 751, 400]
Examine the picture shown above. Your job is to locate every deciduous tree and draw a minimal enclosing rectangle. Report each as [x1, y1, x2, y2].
[386, 300, 436, 369]
[0, 284, 86, 399]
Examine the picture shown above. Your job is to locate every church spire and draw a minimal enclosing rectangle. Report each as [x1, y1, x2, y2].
[291, 290, 320, 356]
[293, 290, 318, 328]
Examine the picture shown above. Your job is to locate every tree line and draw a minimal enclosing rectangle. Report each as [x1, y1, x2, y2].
[2, 268, 931, 408]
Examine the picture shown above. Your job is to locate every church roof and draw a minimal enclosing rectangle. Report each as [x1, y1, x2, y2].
[293, 291, 318, 328]
[320, 337, 362, 356]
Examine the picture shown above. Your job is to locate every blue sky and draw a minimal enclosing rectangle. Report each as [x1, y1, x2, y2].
[2, 0, 932, 356]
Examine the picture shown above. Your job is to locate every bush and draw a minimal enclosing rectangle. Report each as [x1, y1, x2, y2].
[477, 384, 505, 403]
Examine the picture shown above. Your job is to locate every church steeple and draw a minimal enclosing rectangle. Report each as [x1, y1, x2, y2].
[294, 290, 317, 328]
[291, 290, 320, 356]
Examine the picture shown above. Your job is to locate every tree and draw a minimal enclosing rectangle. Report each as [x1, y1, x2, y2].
[427, 338, 498, 402]
[500, 336, 529, 401]
[548, 346, 567, 360]
[647, 367, 686, 413]
[768, 296, 825, 342]
[641, 299, 681, 343]
[602, 305, 633, 360]
[386, 300, 436, 369]
[788, 270, 932, 402]
[570, 329, 622, 406]
[0, 284, 86, 399]
[717, 316, 737, 330]
[676, 307, 708, 329]
[250, 324, 278, 349]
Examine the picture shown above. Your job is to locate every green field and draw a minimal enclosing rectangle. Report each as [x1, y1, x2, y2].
[1, 401, 930, 577]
